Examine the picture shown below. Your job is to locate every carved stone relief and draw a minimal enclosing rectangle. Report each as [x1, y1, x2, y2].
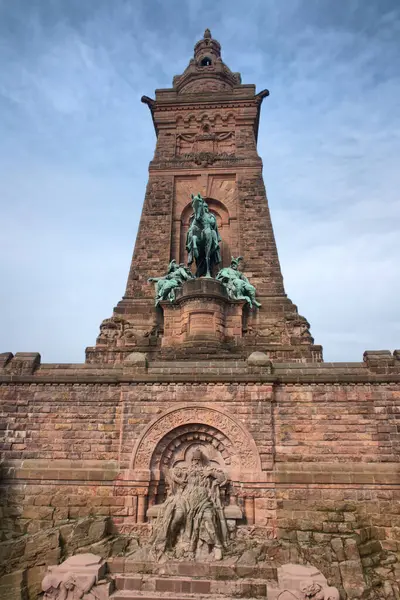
[149, 448, 234, 561]
[96, 316, 153, 348]
[276, 564, 340, 600]
[175, 120, 235, 167]
[175, 110, 235, 128]
[176, 129, 235, 157]
[179, 78, 232, 94]
[130, 405, 262, 476]
[150, 423, 236, 474]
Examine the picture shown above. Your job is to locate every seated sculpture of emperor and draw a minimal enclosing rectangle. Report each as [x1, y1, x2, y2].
[150, 449, 229, 561]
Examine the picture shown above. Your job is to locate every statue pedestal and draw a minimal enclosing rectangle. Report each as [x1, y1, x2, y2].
[160, 278, 245, 348]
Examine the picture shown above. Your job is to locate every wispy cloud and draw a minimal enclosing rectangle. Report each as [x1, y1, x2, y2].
[0, 0, 399, 362]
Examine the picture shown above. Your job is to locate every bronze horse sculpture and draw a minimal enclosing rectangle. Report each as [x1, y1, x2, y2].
[186, 194, 222, 278]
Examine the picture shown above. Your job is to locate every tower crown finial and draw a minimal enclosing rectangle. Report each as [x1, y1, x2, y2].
[172, 30, 241, 92]
[194, 29, 221, 62]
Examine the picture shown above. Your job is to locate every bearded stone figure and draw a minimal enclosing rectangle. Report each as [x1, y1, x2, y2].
[151, 449, 229, 561]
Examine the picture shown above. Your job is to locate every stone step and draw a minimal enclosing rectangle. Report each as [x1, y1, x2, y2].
[108, 558, 277, 581]
[111, 592, 261, 600]
[112, 574, 267, 597]
[111, 592, 209, 600]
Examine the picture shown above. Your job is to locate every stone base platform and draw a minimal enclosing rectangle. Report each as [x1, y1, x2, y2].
[107, 560, 337, 600]
[107, 558, 277, 580]
[108, 559, 276, 600]
[111, 576, 268, 599]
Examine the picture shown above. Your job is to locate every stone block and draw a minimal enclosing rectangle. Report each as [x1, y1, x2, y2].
[278, 563, 327, 590]
[124, 352, 148, 368]
[339, 560, 366, 599]
[0, 352, 13, 369]
[26, 565, 47, 600]
[247, 351, 272, 369]
[60, 517, 109, 553]
[0, 569, 27, 600]
[42, 554, 110, 599]
[7, 352, 41, 374]
[24, 529, 59, 561]
[343, 537, 360, 561]
[331, 537, 346, 562]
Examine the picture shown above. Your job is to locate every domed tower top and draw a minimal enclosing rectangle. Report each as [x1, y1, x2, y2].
[172, 28, 241, 94]
[193, 29, 222, 65]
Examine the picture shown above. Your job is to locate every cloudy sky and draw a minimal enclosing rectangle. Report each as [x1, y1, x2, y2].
[0, 0, 399, 363]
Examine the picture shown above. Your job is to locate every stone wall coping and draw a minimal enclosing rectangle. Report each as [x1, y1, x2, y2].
[1, 371, 400, 385]
[0, 350, 399, 384]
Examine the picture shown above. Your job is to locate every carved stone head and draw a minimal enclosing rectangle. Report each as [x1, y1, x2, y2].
[191, 448, 204, 465]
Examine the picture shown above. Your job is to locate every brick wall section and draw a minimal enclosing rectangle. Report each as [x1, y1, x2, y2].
[1, 367, 400, 599]
[1, 376, 399, 532]
[2, 379, 399, 468]
[124, 175, 174, 299]
[237, 171, 285, 296]
[274, 384, 400, 463]
[1, 384, 121, 461]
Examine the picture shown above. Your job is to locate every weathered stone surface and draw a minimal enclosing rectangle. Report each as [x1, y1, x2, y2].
[124, 352, 147, 366]
[339, 559, 367, 598]
[42, 554, 111, 599]
[24, 529, 59, 561]
[0, 569, 26, 600]
[331, 537, 346, 562]
[247, 351, 271, 366]
[278, 563, 327, 590]
[60, 517, 109, 553]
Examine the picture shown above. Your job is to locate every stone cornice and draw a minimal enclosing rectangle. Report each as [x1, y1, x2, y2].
[1, 372, 400, 385]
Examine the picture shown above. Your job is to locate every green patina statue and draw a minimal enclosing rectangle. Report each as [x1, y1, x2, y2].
[186, 193, 222, 278]
[148, 260, 194, 306]
[216, 256, 261, 309]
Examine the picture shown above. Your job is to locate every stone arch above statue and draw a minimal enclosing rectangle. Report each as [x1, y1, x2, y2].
[129, 404, 262, 480]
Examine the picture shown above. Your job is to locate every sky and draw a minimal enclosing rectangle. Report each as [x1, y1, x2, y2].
[0, 0, 399, 363]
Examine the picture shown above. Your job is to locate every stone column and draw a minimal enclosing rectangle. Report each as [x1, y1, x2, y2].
[244, 496, 255, 525]
[137, 494, 147, 523]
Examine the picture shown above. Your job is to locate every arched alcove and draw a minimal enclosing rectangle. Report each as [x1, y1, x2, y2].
[130, 404, 261, 479]
[126, 405, 263, 525]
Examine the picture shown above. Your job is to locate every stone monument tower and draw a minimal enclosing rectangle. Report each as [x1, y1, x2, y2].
[86, 27, 321, 365]
[1, 30, 399, 600]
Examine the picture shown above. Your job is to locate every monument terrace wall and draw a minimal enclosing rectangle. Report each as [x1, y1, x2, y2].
[1, 351, 399, 597]
[1, 352, 399, 524]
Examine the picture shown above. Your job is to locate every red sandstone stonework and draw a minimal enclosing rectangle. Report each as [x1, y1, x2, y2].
[1, 30, 400, 600]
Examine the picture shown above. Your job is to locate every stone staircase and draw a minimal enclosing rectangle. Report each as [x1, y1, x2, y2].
[108, 558, 278, 600]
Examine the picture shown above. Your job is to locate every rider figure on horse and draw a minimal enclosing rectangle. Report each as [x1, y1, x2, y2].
[186, 194, 222, 278]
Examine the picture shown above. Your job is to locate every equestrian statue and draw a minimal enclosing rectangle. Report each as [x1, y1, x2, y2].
[186, 193, 222, 278]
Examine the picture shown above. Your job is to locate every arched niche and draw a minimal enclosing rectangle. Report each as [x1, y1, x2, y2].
[179, 197, 231, 269]
[126, 405, 264, 525]
[129, 404, 262, 483]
